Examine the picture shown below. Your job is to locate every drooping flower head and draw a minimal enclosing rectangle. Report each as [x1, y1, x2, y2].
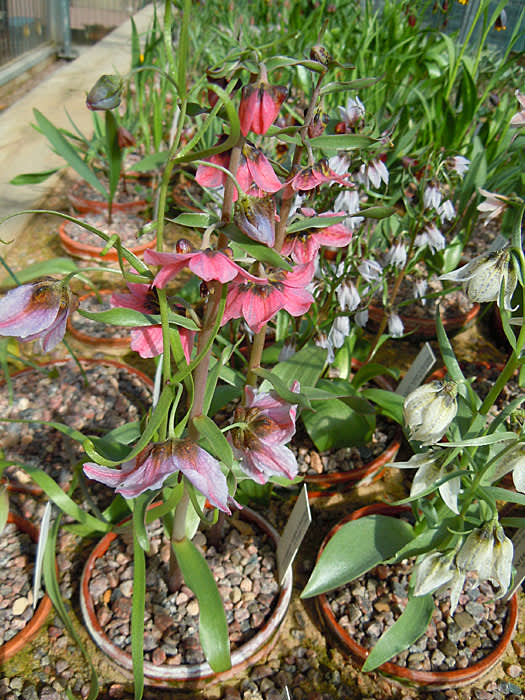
[229, 382, 299, 483]
[221, 262, 315, 333]
[234, 195, 276, 246]
[439, 246, 517, 310]
[84, 439, 231, 512]
[0, 277, 78, 352]
[403, 380, 458, 445]
[281, 209, 353, 264]
[287, 159, 351, 193]
[477, 189, 509, 223]
[238, 67, 288, 136]
[510, 89, 525, 127]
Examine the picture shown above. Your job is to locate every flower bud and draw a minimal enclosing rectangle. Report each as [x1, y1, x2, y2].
[403, 380, 458, 444]
[457, 524, 494, 580]
[412, 551, 454, 596]
[234, 195, 276, 247]
[175, 238, 194, 254]
[310, 45, 332, 66]
[117, 126, 135, 149]
[491, 524, 513, 594]
[493, 442, 525, 493]
[86, 74, 123, 111]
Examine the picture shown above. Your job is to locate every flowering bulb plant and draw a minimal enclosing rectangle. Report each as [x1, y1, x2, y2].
[302, 188, 525, 669]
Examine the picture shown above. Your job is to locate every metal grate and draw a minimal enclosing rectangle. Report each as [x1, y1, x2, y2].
[0, 0, 49, 66]
[70, 0, 148, 43]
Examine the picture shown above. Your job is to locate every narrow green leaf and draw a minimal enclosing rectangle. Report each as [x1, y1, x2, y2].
[485, 487, 525, 506]
[320, 77, 379, 94]
[131, 531, 145, 700]
[0, 485, 8, 535]
[309, 134, 375, 151]
[132, 151, 169, 171]
[105, 111, 122, 205]
[435, 312, 464, 383]
[360, 388, 405, 424]
[33, 501, 52, 610]
[1, 257, 79, 286]
[253, 368, 311, 409]
[132, 493, 156, 552]
[225, 224, 293, 271]
[172, 537, 231, 672]
[169, 212, 211, 228]
[10, 168, 60, 185]
[358, 205, 396, 219]
[286, 213, 347, 234]
[79, 307, 199, 331]
[193, 415, 233, 468]
[362, 595, 434, 671]
[441, 432, 517, 447]
[302, 515, 414, 598]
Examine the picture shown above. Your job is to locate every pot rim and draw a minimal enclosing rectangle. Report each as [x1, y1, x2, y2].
[0, 512, 53, 661]
[368, 302, 481, 337]
[66, 289, 132, 348]
[68, 187, 148, 215]
[80, 505, 293, 683]
[316, 503, 518, 688]
[58, 220, 156, 261]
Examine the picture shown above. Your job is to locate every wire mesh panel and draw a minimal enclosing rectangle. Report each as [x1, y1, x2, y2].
[70, 0, 148, 43]
[0, 0, 49, 66]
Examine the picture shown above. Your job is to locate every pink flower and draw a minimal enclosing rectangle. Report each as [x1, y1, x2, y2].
[111, 281, 194, 361]
[287, 159, 350, 192]
[239, 74, 287, 136]
[229, 383, 299, 483]
[196, 143, 281, 201]
[0, 278, 77, 352]
[281, 208, 353, 263]
[84, 439, 231, 511]
[144, 243, 244, 288]
[221, 262, 315, 333]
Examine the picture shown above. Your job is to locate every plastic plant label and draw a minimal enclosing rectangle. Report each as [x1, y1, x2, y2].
[505, 528, 525, 600]
[277, 483, 312, 585]
[281, 688, 291, 700]
[395, 342, 436, 397]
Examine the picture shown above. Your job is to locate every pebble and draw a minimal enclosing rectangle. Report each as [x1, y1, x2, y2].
[505, 664, 522, 679]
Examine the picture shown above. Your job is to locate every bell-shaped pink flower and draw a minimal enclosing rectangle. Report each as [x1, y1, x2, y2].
[0, 278, 77, 352]
[287, 159, 351, 192]
[229, 382, 299, 483]
[145, 244, 245, 289]
[83, 439, 231, 511]
[239, 70, 287, 136]
[221, 262, 315, 333]
[281, 208, 353, 263]
[111, 281, 194, 361]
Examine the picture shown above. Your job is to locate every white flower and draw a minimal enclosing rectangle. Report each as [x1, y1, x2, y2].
[491, 525, 514, 595]
[278, 341, 296, 362]
[415, 223, 446, 253]
[448, 156, 470, 178]
[440, 247, 517, 310]
[359, 159, 389, 189]
[492, 442, 525, 493]
[398, 449, 460, 513]
[423, 185, 442, 211]
[315, 332, 335, 364]
[336, 281, 360, 312]
[328, 316, 351, 350]
[403, 380, 458, 445]
[446, 568, 466, 614]
[510, 89, 525, 127]
[385, 243, 407, 268]
[338, 95, 365, 128]
[438, 199, 456, 223]
[355, 309, 368, 327]
[457, 525, 494, 581]
[288, 193, 307, 219]
[328, 154, 351, 176]
[413, 279, 428, 305]
[413, 552, 455, 597]
[387, 312, 404, 337]
[477, 189, 509, 223]
[358, 259, 383, 282]
[334, 188, 360, 215]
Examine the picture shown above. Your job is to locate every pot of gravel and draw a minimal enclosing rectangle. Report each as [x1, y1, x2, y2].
[80, 506, 293, 689]
[312, 504, 518, 689]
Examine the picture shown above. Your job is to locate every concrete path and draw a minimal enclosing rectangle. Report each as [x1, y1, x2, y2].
[0, 3, 157, 243]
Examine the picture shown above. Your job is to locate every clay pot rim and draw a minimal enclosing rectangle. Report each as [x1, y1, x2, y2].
[80, 505, 293, 685]
[66, 289, 131, 348]
[0, 358, 153, 496]
[316, 503, 519, 689]
[58, 220, 156, 262]
[0, 512, 53, 661]
[67, 185, 148, 215]
[305, 359, 402, 496]
[368, 302, 481, 338]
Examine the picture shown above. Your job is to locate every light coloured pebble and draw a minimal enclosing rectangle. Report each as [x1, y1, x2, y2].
[12, 597, 29, 616]
[186, 600, 199, 616]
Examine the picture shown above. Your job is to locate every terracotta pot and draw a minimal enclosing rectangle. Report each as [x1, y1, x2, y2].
[59, 221, 156, 262]
[66, 290, 131, 350]
[367, 302, 481, 340]
[80, 506, 293, 689]
[68, 186, 147, 216]
[0, 512, 53, 662]
[0, 358, 153, 496]
[305, 360, 402, 498]
[316, 503, 519, 689]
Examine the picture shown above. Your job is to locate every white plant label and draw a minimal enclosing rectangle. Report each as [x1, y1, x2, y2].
[395, 342, 436, 397]
[277, 483, 311, 585]
[505, 528, 525, 600]
[281, 687, 291, 700]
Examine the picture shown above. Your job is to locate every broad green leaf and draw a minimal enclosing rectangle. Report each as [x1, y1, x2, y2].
[309, 134, 375, 151]
[362, 595, 434, 671]
[286, 213, 347, 234]
[358, 205, 396, 219]
[360, 388, 404, 424]
[33, 109, 107, 198]
[302, 515, 414, 598]
[172, 536, 231, 671]
[132, 151, 169, 171]
[79, 307, 199, 331]
[351, 362, 396, 389]
[193, 414, 233, 468]
[272, 343, 327, 389]
[485, 487, 525, 506]
[302, 397, 374, 451]
[169, 212, 211, 228]
[225, 224, 293, 271]
[208, 384, 242, 417]
[10, 168, 60, 185]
